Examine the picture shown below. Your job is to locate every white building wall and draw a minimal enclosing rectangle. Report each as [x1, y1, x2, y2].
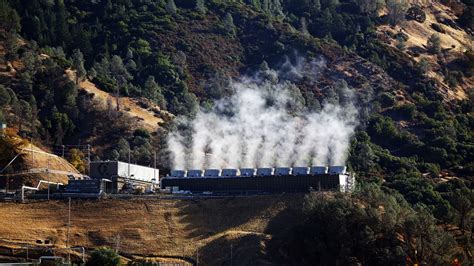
[116, 161, 159, 183]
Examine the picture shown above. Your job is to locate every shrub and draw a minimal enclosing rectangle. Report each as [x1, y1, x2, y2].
[394, 103, 416, 120]
[427, 34, 441, 54]
[87, 248, 120, 266]
[133, 128, 150, 139]
[406, 6, 426, 22]
[430, 23, 445, 33]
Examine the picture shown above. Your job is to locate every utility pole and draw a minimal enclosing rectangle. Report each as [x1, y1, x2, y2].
[128, 150, 131, 178]
[154, 151, 157, 186]
[47, 156, 50, 201]
[87, 144, 91, 175]
[230, 243, 233, 266]
[66, 197, 71, 263]
[196, 246, 199, 266]
[30, 141, 33, 172]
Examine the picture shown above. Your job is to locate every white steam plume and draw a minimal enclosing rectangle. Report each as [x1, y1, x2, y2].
[168, 57, 358, 170]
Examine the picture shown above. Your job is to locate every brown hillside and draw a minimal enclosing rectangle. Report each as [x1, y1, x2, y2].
[0, 195, 304, 264]
[65, 69, 172, 132]
[378, 1, 473, 100]
[0, 130, 80, 189]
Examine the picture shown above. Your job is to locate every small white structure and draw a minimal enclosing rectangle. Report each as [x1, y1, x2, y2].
[310, 166, 328, 175]
[275, 167, 291, 176]
[170, 170, 186, 178]
[222, 169, 238, 177]
[204, 169, 221, 177]
[187, 169, 203, 177]
[240, 168, 256, 177]
[256, 168, 274, 176]
[292, 167, 309, 175]
[329, 166, 347, 175]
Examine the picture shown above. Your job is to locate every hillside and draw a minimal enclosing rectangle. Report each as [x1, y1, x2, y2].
[0, 129, 80, 189]
[0, 0, 473, 264]
[0, 195, 304, 264]
[66, 69, 171, 132]
[377, 1, 473, 101]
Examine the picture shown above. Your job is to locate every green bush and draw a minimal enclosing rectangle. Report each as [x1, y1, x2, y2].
[87, 248, 121, 266]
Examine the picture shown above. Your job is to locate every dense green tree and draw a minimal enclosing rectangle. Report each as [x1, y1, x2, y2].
[86, 247, 120, 266]
[0, 85, 11, 107]
[0, 0, 21, 32]
[274, 184, 457, 265]
[449, 188, 473, 231]
[0, 110, 4, 123]
[54, 0, 70, 46]
[5, 33, 20, 60]
[349, 132, 377, 173]
[117, 137, 131, 162]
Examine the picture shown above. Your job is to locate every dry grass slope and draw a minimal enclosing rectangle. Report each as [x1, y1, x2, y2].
[0, 130, 78, 188]
[0, 195, 304, 264]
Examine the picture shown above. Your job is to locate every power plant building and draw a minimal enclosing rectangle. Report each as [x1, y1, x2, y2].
[162, 166, 355, 194]
[89, 161, 159, 193]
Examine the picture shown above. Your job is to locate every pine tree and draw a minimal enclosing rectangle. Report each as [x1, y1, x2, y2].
[0, 85, 11, 107]
[166, 0, 177, 15]
[144, 76, 167, 110]
[72, 49, 86, 83]
[196, 0, 206, 14]
[418, 58, 429, 75]
[110, 55, 132, 88]
[110, 55, 132, 111]
[386, 0, 407, 26]
[427, 33, 441, 54]
[223, 13, 236, 37]
[300, 17, 309, 36]
[117, 138, 131, 161]
[0, 0, 21, 33]
[270, 0, 284, 18]
[396, 35, 406, 50]
[55, 0, 70, 45]
[0, 109, 4, 123]
[313, 0, 321, 11]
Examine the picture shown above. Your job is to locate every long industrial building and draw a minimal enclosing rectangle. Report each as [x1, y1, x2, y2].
[161, 166, 354, 194]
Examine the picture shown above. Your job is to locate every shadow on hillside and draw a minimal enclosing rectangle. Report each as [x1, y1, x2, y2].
[197, 233, 270, 266]
[194, 203, 305, 266]
[174, 194, 304, 240]
[262, 206, 307, 265]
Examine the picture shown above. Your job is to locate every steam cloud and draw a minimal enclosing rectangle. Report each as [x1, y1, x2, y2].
[168, 56, 358, 170]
